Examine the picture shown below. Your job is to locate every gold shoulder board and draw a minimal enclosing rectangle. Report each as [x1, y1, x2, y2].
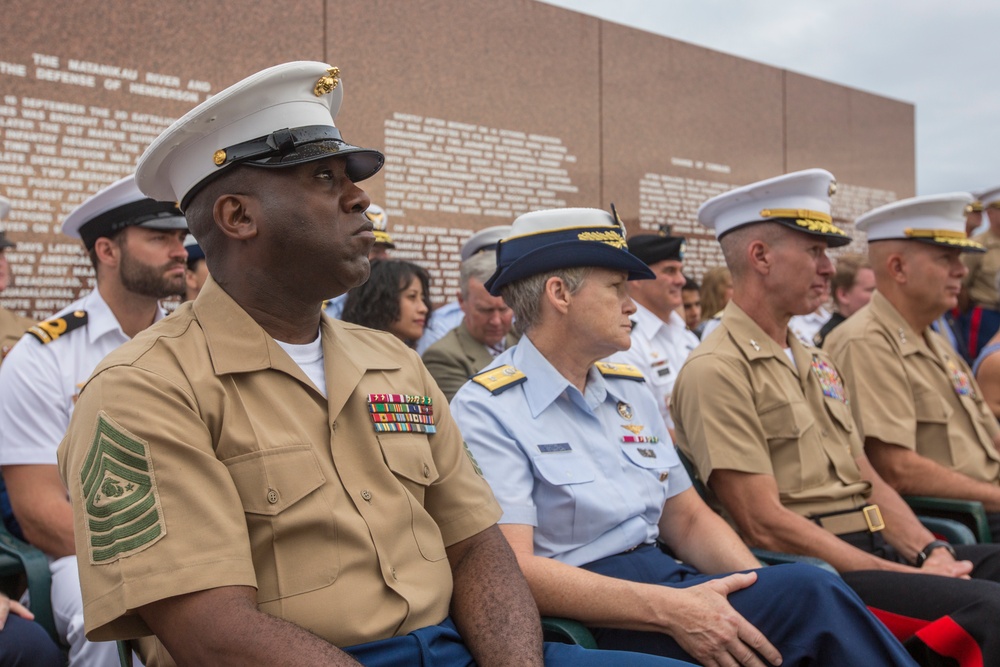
[471, 365, 527, 395]
[594, 361, 645, 382]
[27, 310, 88, 344]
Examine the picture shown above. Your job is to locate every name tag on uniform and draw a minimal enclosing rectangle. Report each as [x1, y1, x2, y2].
[537, 442, 572, 453]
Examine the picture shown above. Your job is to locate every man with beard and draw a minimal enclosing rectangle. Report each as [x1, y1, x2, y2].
[0, 173, 187, 664]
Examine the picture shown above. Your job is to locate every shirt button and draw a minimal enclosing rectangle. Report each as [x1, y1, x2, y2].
[266, 489, 278, 504]
[422, 464, 431, 478]
[361, 489, 372, 502]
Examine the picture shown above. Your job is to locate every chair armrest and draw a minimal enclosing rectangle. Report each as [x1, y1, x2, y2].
[750, 547, 839, 575]
[904, 496, 992, 543]
[541, 617, 597, 649]
[918, 515, 977, 545]
[0, 530, 57, 642]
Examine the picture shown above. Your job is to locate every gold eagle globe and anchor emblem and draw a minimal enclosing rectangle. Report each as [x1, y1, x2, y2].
[314, 66, 341, 96]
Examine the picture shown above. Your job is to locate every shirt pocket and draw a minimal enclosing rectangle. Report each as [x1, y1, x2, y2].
[378, 434, 446, 562]
[378, 433, 441, 504]
[620, 442, 678, 479]
[532, 451, 597, 486]
[914, 387, 954, 465]
[758, 400, 817, 493]
[224, 445, 338, 602]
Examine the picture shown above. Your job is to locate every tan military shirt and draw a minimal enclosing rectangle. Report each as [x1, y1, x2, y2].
[57, 278, 501, 652]
[826, 291, 1000, 484]
[672, 301, 871, 518]
[0, 307, 33, 365]
[963, 229, 1000, 308]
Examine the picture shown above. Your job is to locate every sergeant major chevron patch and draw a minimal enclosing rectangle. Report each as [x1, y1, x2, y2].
[81, 412, 165, 563]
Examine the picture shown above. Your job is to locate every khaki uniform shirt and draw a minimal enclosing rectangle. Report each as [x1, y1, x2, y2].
[963, 229, 1000, 308]
[57, 278, 501, 653]
[421, 321, 517, 402]
[826, 291, 1000, 484]
[0, 307, 33, 365]
[672, 301, 871, 519]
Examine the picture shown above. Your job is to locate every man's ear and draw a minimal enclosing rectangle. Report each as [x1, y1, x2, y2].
[887, 253, 907, 284]
[92, 236, 120, 269]
[747, 239, 771, 275]
[213, 193, 259, 241]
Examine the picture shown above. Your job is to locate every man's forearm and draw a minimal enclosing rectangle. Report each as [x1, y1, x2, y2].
[3, 464, 76, 557]
[447, 525, 545, 667]
[868, 438, 1000, 512]
[140, 586, 360, 667]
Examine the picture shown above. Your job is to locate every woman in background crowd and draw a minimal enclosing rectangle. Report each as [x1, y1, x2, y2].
[343, 259, 432, 347]
[696, 266, 733, 337]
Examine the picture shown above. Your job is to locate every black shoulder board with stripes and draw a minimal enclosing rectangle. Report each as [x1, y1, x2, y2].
[26, 310, 88, 344]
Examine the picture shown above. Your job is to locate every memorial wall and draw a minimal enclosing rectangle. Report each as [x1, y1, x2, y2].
[0, 0, 914, 318]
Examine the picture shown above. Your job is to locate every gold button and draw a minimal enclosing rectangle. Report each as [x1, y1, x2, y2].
[422, 464, 430, 478]
[361, 489, 372, 502]
[266, 489, 278, 504]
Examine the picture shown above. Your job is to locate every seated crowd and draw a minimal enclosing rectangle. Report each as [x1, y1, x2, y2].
[2, 60, 1000, 667]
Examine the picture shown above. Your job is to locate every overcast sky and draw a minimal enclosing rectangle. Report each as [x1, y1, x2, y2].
[540, 0, 999, 197]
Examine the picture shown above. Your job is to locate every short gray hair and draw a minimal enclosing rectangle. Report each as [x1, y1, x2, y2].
[501, 267, 590, 336]
[460, 252, 498, 300]
[719, 222, 786, 278]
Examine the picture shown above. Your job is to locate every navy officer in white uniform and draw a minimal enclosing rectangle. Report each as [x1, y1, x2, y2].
[450, 207, 916, 667]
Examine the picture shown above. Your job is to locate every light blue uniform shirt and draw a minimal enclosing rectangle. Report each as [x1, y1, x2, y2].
[451, 335, 691, 567]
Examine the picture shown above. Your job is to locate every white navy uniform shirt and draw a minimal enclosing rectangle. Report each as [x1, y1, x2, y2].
[0, 288, 165, 465]
[608, 303, 700, 429]
[450, 335, 691, 567]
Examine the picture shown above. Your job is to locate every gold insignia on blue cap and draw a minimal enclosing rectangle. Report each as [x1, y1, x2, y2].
[314, 66, 340, 96]
[577, 229, 626, 249]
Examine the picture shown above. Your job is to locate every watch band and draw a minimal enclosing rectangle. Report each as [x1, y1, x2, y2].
[915, 539, 956, 567]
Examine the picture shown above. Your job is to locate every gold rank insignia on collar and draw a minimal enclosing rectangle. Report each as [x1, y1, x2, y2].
[27, 310, 88, 344]
[594, 362, 645, 381]
[749, 339, 761, 351]
[471, 365, 526, 395]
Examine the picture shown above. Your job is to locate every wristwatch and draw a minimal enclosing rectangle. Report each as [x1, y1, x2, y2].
[915, 539, 956, 567]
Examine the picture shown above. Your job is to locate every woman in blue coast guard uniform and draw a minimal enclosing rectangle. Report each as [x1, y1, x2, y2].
[450, 206, 917, 667]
